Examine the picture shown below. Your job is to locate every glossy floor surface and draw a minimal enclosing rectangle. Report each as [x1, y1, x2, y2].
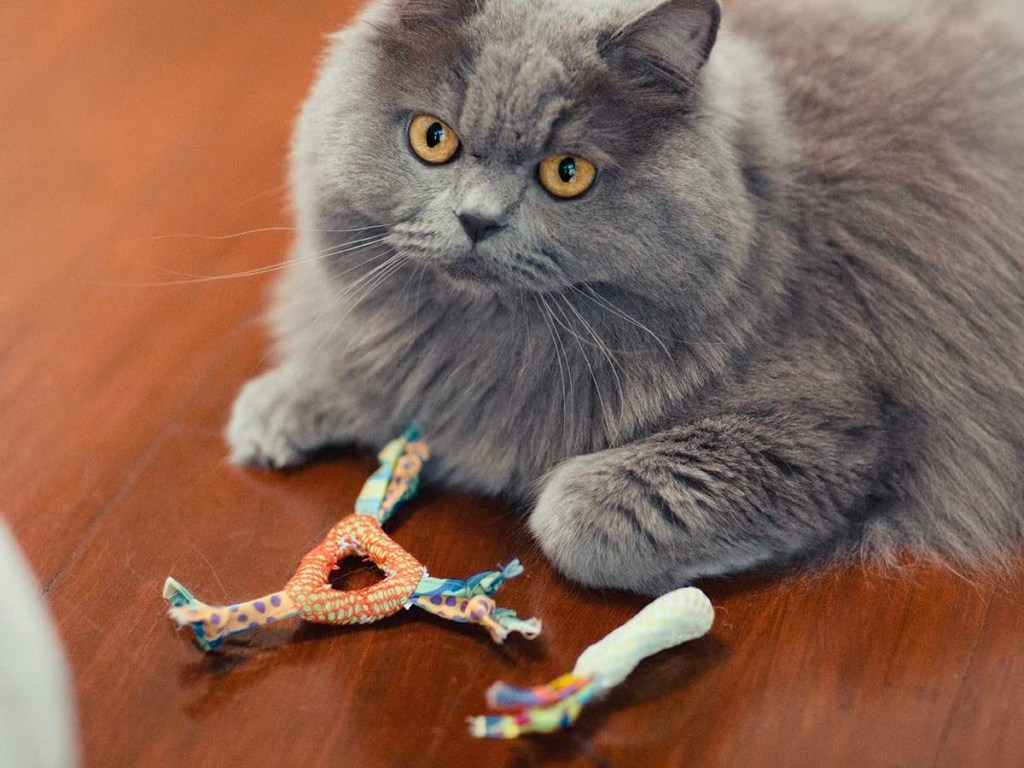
[3, 2, 1022, 766]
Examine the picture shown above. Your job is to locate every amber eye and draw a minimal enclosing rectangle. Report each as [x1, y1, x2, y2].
[408, 114, 460, 165]
[538, 155, 597, 199]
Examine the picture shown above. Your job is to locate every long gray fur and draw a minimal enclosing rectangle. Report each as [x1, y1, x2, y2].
[227, 0, 1024, 593]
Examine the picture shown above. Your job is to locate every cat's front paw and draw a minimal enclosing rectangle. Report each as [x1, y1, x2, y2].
[226, 365, 347, 469]
[530, 451, 707, 594]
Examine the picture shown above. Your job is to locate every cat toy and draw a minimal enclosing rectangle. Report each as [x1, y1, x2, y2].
[163, 428, 541, 651]
[468, 587, 715, 738]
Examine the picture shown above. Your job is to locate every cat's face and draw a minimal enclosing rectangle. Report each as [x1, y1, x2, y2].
[296, 0, 743, 306]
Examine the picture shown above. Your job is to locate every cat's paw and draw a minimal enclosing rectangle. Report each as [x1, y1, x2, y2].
[226, 366, 346, 469]
[530, 452, 699, 594]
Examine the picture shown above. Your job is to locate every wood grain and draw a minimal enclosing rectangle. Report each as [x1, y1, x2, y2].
[3, 2, 1022, 766]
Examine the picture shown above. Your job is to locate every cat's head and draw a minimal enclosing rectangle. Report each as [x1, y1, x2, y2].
[295, 0, 756, 305]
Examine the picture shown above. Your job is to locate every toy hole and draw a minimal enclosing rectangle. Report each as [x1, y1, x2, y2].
[329, 556, 385, 592]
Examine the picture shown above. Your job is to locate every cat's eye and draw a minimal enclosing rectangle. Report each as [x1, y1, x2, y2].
[408, 114, 461, 165]
[538, 155, 597, 199]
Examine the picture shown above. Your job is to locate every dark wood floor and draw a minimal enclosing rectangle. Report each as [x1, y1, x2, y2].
[3, 2, 1023, 766]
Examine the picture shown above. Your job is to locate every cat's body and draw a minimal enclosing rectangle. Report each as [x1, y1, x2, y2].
[228, 0, 1024, 592]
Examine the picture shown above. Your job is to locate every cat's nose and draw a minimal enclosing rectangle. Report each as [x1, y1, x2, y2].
[457, 210, 505, 244]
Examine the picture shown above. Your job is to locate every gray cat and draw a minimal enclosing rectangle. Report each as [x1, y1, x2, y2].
[227, 0, 1024, 593]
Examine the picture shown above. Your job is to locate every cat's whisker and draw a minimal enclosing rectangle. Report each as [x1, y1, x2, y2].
[327, 254, 413, 356]
[315, 249, 403, 321]
[403, 258, 432, 341]
[336, 253, 418, 361]
[149, 227, 300, 242]
[545, 290, 633, 358]
[148, 222, 395, 242]
[574, 284, 737, 352]
[397, 252, 431, 313]
[224, 234, 394, 276]
[316, 232, 396, 257]
[95, 235, 394, 288]
[574, 284, 672, 356]
[561, 292, 627, 376]
[308, 250, 410, 359]
[326, 243, 401, 278]
[559, 292, 626, 425]
[227, 182, 289, 212]
[552, 294, 615, 434]
[321, 240, 401, 274]
[257, 242, 395, 376]
[535, 293, 573, 437]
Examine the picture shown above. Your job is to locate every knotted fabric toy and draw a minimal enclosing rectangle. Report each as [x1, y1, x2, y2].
[164, 428, 541, 651]
[469, 587, 715, 738]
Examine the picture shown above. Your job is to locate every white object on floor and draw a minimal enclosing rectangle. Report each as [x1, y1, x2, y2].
[573, 587, 716, 690]
[0, 521, 78, 768]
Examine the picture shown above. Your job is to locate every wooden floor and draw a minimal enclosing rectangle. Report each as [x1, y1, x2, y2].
[3, 2, 1023, 766]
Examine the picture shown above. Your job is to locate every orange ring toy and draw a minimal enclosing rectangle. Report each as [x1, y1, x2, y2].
[285, 514, 425, 624]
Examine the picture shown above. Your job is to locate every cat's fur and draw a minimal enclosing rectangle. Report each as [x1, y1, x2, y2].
[227, 0, 1024, 593]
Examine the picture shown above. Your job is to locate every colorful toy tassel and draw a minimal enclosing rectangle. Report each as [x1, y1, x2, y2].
[468, 587, 715, 738]
[165, 428, 540, 651]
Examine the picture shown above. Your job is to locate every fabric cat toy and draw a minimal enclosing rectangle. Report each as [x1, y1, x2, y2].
[164, 428, 541, 651]
[469, 587, 715, 738]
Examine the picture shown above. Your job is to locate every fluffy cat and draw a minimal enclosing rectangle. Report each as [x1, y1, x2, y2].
[227, 0, 1024, 593]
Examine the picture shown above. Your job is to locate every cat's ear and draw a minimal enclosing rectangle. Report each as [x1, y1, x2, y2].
[600, 0, 721, 93]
